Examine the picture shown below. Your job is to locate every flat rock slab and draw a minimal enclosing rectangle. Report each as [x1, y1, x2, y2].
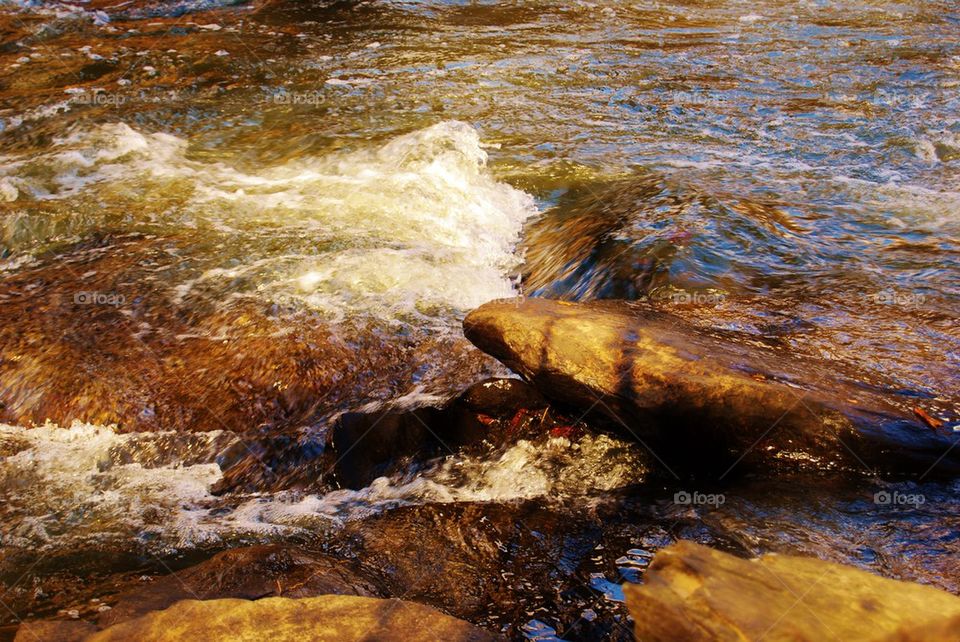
[84, 596, 496, 642]
[464, 298, 960, 475]
[625, 541, 960, 641]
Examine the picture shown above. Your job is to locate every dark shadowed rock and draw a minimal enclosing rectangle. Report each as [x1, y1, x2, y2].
[625, 541, 960, 641]
[330, 378, 549, 489]
[332, 407, 477, 489]
[463, 298, 960, 476]
[456, 378, 548, 417]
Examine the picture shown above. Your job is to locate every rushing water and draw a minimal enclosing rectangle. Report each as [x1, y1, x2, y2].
[1, 0, 959, 639]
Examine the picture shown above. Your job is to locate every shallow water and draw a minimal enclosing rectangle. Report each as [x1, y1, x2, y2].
[1, 0, 959, 639]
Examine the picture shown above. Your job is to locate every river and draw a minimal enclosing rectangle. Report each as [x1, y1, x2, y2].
[0, 0, 958, 639]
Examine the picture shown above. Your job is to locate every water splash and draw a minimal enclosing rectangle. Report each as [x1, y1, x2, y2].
[0, 422, 645, 553]
[1, 121, 538, 322]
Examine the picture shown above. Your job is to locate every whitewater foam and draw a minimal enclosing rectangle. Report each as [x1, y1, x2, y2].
[0, 121, 538, 321]
[0, 422, 228, 551]
[227, 433, 646, 531]
[0, 422, 644, 553]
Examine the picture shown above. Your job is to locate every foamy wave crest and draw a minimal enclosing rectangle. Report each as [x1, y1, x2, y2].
[0, 422, 231, 552]
[226, 434, 646, 530]
[0, 422, 643, 552]
[0, 121, 538, 320]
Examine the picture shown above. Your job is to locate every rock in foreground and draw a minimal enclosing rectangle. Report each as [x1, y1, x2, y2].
[18, 596, 495, 642]
[625, 541, 960, 641]
[463, 298, 959, 475]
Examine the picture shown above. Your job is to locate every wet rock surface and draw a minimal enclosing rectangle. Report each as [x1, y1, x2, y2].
[18, 596, 496, 642]
[625, 540, 960, 641]
[464, 298, 960, 476]
[330, 378, 549, 489]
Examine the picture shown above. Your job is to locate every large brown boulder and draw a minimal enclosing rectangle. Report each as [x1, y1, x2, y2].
[625, 541, 960, 641]
[463, 298, 960, 475]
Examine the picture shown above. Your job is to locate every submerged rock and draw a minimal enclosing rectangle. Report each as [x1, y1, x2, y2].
[625, 541, 960, 641]
[0, 234, 494, 434]
[521, 173, 805, 301]
[19, 596, 495, 642]
[331, 500, 660, 640]
[463, 298, 960, 476]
